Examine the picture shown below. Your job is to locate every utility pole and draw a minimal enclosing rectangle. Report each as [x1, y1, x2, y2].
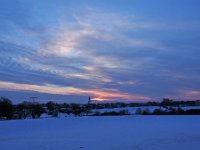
[30, 97, 37, 103]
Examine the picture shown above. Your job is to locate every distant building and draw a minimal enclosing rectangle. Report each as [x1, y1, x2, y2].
[195, 100, 200, 106]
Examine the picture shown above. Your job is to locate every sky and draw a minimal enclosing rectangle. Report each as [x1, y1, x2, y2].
[0, 0, 200, 103]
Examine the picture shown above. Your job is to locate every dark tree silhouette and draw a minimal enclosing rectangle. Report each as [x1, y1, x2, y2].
[31, 103, 44, 118]
[46, 101, 56, 112]
[0, 97, 13, 119]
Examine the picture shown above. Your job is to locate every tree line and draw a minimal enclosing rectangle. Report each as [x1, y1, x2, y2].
[136, 107, 200, 115]
[0, 97, 200, 120]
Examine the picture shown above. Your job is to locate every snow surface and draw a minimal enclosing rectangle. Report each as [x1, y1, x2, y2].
[1, 116, 200, 150]
[181, 106, 200, 110]
[91, 106, 161, 114]
[91, 106, 200, 115]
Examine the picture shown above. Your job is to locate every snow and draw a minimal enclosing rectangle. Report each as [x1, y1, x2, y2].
[91, 106, 166, 114]
[1, 116, 200, 150]
[181, 106, 200, 110]
[91, 106, 200, 115]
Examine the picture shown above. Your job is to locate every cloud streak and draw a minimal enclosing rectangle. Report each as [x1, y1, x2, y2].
[0, 0, 200, 102]
[0, 81, 151, 101]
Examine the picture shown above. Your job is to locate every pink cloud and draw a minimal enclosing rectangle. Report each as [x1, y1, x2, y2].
[0, 81, 152, 101]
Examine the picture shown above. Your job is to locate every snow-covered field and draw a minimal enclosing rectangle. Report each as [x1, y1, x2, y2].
[1, 116, 200, 150]
[90, 106, 200, 115]
[91, 106, 161, 114]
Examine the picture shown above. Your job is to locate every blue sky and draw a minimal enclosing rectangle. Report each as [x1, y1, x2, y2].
[0, 0, 200, 103]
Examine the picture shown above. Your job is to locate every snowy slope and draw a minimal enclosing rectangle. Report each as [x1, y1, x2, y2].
[91, 106, 200, 115]
[91, 106, 168, 114]
[1, 116, 200, 150]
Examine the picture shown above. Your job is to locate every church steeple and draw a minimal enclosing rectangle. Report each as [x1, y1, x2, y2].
[88, 96, 91, 105]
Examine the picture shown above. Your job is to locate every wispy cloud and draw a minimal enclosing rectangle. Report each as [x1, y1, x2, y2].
[0, 81, 151, 101]
[0, 1, 200, 102]
[167, 90, 200, 100]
